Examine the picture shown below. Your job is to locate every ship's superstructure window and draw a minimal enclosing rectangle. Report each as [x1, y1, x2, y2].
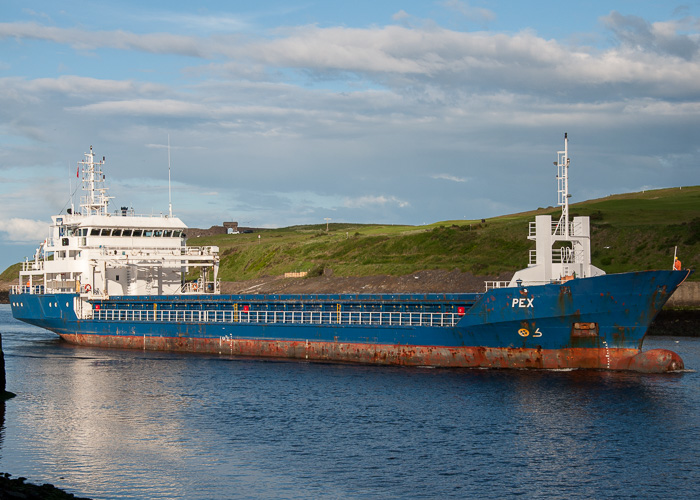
[80, 227, 183, 238]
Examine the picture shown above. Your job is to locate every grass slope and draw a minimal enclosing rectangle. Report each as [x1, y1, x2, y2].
[187, 185, 699, 282]
[2, 186, 698, 282]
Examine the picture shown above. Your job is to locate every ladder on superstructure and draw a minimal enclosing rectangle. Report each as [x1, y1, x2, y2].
[555, 133, 570, 239]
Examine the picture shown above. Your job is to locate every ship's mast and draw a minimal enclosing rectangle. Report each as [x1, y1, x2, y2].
[556, 133, 570, 239]
[168, 134, 173, 218]
[79, 146, 113, 216]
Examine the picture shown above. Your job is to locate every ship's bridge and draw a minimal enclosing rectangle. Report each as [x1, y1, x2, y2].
[15, 146, 220, 298]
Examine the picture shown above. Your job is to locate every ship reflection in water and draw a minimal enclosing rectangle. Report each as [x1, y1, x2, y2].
[1, 305, 699, 499]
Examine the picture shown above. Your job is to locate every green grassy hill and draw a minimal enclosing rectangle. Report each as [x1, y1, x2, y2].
[187, 185, 699, 282]
[0, 263, 21, 283]
[2, 185, 698, 283]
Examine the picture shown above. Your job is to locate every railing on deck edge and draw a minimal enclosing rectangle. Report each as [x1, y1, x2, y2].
[10, 285, 45, 295]
[93, 309, 461, 327]
[528, 221, 579, 238]
[484, 281, 511, 291]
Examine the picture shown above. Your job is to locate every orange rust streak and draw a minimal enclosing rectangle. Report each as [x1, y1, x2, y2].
[58, 334, 683, 373]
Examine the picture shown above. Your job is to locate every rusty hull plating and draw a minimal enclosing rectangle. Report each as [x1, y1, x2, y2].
[58, 335, 683, 373]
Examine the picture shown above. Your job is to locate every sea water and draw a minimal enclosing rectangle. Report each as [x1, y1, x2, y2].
[1, 304, 699, 499]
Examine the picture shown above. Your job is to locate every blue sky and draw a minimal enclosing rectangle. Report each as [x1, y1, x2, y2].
[1, 1, 699, 271]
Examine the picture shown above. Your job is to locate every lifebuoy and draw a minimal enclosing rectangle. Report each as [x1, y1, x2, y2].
[84, 284, 92, 292]
[192, 283, 198, 291]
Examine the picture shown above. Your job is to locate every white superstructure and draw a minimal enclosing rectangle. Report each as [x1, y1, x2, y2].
[508, 133, 605, 286]
[18, 146, 219, 298]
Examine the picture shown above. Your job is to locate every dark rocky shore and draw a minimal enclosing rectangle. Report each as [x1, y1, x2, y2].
[647, 308, 700, 336]
[0, 473, 90, 500]
[2, 333, 89, 499]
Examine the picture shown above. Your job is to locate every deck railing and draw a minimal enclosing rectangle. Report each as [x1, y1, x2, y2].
[484, 281, 511, 291]
[10, 285, 45, 295]
[20, 260, 44, 272]
[93, 308, 461, 327]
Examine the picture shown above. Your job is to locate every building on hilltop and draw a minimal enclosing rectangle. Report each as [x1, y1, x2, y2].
[186, 222, 239, 239]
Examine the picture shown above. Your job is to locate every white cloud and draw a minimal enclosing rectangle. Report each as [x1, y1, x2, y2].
[71, 99, 208, 117]
[0, 22, 207, 56]
[440, 0, 497, 25]
[602, 11, 700, 60]
[344, 195, 410, 209]
[155, 13, 250, 33]
[432, 173, 468, 182]
[0, 217, 49, 243]
[2, 18, 699, 97]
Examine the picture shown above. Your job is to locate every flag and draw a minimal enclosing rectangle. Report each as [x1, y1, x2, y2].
[76, 165, 79, 178]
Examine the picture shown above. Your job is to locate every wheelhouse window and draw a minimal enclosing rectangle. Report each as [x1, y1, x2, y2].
[100, 229, 111, 236]
[90, 228, 100, 236]
[122, 229, 132, 237]
[144, 230, 153, 237]
[163, 230, 172, 237]
[154, 230, 163, 237]
[132, 229, 143, 237]
[112, 229, 122, 236]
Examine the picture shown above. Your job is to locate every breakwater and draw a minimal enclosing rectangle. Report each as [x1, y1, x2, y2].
[666, 281, 700, 307]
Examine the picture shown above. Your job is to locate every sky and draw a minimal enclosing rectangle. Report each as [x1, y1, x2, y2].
[1, 1, 699, 271]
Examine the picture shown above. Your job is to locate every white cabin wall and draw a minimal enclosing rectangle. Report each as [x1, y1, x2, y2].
[105, 268, 128, 295]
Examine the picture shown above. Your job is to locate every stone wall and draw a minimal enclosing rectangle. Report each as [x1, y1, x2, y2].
[667, 281, 700, 307]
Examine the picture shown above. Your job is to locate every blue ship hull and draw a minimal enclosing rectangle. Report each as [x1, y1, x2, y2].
[10, 270, 690, 372]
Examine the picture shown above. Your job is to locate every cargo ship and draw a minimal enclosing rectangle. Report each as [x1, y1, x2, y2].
[9, 136, 691, 372]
